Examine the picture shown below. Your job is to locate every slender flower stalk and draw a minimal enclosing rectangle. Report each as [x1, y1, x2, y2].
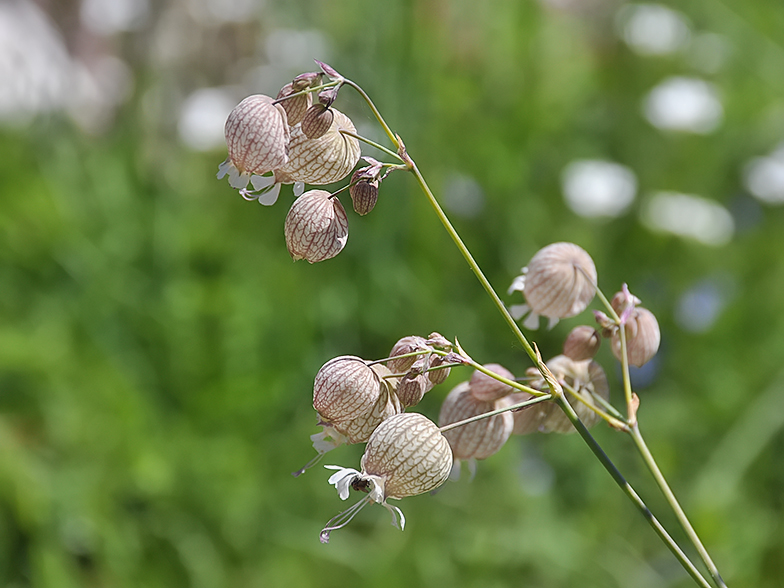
[630, 424, 728, 588]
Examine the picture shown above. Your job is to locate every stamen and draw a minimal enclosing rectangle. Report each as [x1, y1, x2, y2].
[291, 452, 325, 477]
[319, 495, 373, 543]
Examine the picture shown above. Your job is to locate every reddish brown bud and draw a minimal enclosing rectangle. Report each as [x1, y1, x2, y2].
[349, 170, 379, 215]
[563, 325, 602, 361]
[301, 104, 334, 139]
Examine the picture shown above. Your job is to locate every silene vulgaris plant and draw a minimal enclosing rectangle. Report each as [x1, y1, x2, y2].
[217, 61, 728, 588]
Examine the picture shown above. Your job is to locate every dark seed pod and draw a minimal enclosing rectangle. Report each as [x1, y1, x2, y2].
[427, 355, 451, 385]
[276, 83, 312, 126]
[349, 170, 379, 215]
[301, 104, 334, 139]
[563, 325, 602, 361]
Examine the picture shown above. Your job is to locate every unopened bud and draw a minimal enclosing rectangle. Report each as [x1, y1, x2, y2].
[386, 336, 431, 374]
[427, 355, 451, 385]
[396, 373, 430, 408]
[611, 306, 660, 367]
[438, 381, 513, 470]
[301, 104, 334, 139]
[276, 83, 312, 126]
[563, 325, 601, 361]
[349, 171, 379, 215]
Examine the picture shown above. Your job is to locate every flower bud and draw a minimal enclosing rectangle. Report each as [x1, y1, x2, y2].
[313, 356, 382, 422]
[516, 242, 597, 320]
[427, 355, 451, 385]
[438, 381, 513, 476]
[284, 190, 348, 263]
[386, 336, 431, 374]
[396, 373, 431, 408]
[611, 306, 660, 367]
[301, 104, 334, 139]
[276, 82, 312, 126]
[219, 95, 290, 189]
[280, 108, 361, 185]
[563, 325, 601, 361]
[349, 172, 379, 215]
[469, 363, 516, 402]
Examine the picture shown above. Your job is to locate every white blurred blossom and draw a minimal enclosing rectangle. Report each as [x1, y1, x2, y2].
[641, 192, 734, 246]
[643, 77, 723, 134]
[744, 145, 784, 205]
[617, 3, 691, 56]
[561, 160, 637, 218]
[178, 87, 236, 151]
[80, 0, 150, 35]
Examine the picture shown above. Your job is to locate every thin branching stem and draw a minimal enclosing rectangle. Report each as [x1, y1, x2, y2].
[438, 394, 552, 433]
[629, 424, 728, 588]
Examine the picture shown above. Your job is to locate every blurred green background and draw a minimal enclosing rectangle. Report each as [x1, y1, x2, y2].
[2, 0, 784, 586]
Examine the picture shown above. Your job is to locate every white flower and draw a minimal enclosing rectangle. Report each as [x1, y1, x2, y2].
[319, 465, 406, 543]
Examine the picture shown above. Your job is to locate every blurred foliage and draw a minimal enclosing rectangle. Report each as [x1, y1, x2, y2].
[2, 0, 784, 587]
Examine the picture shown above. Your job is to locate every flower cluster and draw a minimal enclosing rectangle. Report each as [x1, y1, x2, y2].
[301, 333, 454, 469]
[219, 69, 667, 545]
[217, 62, 393, 263]
[508, 242, 660, 368]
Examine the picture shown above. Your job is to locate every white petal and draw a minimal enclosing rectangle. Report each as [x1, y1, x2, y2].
[228, 165, 250, 189]
[507, 274, 527, 295]
[523, 310, 541, 331]
[293, 181, 305, 197]
[217, 157, 231, 179]
[250, 173, 275, 191]
[257, 183, 281, 206]
[508, 304, 530, 321]
[325, 466, 360, 500]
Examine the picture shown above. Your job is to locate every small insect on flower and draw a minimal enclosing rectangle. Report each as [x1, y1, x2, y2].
[319, 413, 452, 543]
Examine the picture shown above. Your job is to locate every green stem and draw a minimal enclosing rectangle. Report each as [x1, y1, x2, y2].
[339, 129, 403, 162]
[343, 79, 400, 149]
[555, 396, 714, 588]
[438, 394, 552, 433]
[629, 424, 728, 588]
[408, 163, 540, 368]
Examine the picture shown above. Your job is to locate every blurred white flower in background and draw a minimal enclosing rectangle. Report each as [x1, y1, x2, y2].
[80, 0, 149, 35]
[641, 192, 734, 246]
[178, 88, 237, 151]
[0, 0, 71, 123]
[744, 144, 784, 205]
[675, 274, 736, 333]
[643, 77, 723, 134]
[616, 3, 691, 56]
[561, 159, 637, 218]
[442, 173, 485, 218]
